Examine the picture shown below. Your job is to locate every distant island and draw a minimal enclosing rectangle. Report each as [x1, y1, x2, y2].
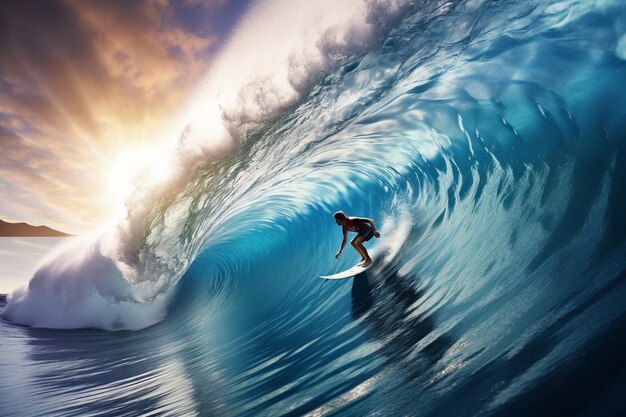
[0, 219, 72, 237]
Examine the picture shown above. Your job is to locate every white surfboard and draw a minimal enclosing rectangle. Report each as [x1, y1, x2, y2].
[319, 263, 372, 280]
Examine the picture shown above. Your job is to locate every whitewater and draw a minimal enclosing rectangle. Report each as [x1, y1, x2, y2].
[2, 0, 626, 415]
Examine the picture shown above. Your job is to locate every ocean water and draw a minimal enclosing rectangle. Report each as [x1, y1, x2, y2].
[2, 0, 626, 415]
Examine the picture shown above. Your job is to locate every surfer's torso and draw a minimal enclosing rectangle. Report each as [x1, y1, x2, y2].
[342, 217, 371, 233]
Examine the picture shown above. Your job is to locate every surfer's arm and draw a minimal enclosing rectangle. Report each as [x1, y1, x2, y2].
[336, 231, 347, 259]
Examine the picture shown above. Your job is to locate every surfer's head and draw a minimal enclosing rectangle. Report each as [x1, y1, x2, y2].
[333, 211, 347, 225]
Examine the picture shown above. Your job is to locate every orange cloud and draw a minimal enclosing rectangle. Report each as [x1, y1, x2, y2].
[0, 0, 235, 233]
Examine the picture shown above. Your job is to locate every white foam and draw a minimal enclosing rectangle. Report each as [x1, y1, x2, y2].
[382, 205, 413, 260]
[1, 234, 170, 330]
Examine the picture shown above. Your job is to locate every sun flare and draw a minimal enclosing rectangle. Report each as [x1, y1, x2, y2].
[106, 146, 174, 213]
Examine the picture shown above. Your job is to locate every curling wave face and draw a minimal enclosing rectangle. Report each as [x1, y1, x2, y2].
[2, 0, 626, 415]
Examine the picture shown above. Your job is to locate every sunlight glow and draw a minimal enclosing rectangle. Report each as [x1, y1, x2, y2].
[106, 146, 174, 213]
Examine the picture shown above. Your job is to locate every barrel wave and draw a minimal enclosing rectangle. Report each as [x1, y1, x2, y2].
[2, 0, 626, 415]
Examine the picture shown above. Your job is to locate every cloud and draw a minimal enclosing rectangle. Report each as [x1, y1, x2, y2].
[0, 0, 239, 233]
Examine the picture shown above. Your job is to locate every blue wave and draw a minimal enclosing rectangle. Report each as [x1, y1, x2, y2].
[2, 0, 626, 415]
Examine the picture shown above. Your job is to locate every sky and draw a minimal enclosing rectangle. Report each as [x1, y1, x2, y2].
[0, 0, 251, 235]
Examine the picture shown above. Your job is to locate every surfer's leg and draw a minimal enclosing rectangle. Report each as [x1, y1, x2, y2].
[352, 236, 372, 266]
[355, 229, 374, 266]
[351, 236, 367, 264]
[360, 244, 372, 267]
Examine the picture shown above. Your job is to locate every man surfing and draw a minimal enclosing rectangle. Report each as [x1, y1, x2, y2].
[334, 211, 380, 267]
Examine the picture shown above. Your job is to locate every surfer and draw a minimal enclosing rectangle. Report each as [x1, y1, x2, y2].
[334, 211, 380, 267]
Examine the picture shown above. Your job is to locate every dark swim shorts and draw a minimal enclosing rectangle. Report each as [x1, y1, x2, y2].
[358, 226, 375, 241]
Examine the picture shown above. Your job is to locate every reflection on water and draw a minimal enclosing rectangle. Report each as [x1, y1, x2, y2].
[0, 296, 231, 417]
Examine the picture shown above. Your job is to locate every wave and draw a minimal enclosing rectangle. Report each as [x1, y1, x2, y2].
[1, 0, 418, 330]
[2, 0, 626, 347]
